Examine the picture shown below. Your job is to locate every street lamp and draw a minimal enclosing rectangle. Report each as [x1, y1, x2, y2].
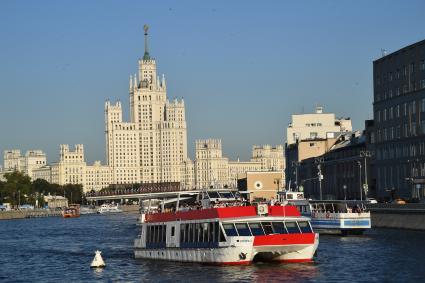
[357, 161, 362, 201]
[291, 161, 300, 190]
[343, 184, 347, 200]
[314, 157, 324, 200]
[360, 150, 372, 199]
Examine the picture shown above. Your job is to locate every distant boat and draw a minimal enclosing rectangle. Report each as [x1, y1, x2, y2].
[97, 203, 123, 214]
[280, 191, 371, 235]
[80, 205, 97, 215]
[62, 204, 80, 218]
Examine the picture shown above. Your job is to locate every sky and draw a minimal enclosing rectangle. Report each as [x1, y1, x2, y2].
[1, 0, 425, 165]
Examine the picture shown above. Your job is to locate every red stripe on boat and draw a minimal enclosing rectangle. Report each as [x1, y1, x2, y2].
[145, 205, 302, 223]
[253, 233, 315, 246]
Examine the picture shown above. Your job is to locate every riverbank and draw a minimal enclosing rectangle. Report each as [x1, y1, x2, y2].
[369, 203, 425, 230]
[0, 204, 140, 220]
[0, 209, 62, 220]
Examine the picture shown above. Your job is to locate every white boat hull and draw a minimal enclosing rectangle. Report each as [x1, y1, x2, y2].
[134, 234, 319, 264]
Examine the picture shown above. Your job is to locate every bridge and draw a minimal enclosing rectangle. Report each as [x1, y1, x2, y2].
[85, 182, 202, 202]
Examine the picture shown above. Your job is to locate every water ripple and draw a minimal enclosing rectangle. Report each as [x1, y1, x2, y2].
[1, 213, 425, 282]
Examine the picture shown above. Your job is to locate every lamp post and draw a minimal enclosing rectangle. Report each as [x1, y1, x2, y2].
[343, 184, 347, 200]
[360, 150, 372, 199]
[314, 157, 324, 200]
[357, 161, 362, 201]
[291, 161, 300, 191]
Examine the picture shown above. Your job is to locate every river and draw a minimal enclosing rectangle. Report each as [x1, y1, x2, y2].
[1, 213, 424, 282]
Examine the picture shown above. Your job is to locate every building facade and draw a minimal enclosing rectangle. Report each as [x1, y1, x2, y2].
[237, 171, 283, 202]
[105, 26, 189, 187]
[372, 39, 425, 200]
[195, 139, 229, 189]
[285, 137, 337, 190]
[51, 144, 86, 186]
[195, 139, 285, 189]
[286, 106, 352, 145]
[86, 161, 113, 192]
[294, 132, 371, 200]
[3, 149, 47, 180]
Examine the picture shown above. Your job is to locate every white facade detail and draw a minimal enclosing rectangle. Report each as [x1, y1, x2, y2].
[195, 140, 285, 189]
[195, 139, 229, 189]
[51, 144, 86, 186]
[3, 149, 47, 180]
[286, 106, 352, 145]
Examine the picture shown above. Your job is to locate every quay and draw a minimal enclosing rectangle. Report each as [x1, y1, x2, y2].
[0, 209, 62, 220]
[368, 203, 425, 230]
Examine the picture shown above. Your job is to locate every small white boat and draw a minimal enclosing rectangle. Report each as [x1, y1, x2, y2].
[97, 203, 123, 214]
[90, 250, 106, 268]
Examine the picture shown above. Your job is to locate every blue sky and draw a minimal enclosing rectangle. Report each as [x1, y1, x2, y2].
[1, 0, 424, 164]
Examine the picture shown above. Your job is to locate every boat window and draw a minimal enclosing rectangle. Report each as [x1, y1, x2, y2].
[325, 204, 334, 212]
[223, 223, 238, 236]
[248, 223, 265, 236]
[219, 191, 234, 199]
[261, 222, 274, 235]
[208, 192, 220, 199]
[272, 222, 287, 234]
[202, 223, 208, 242]
[298, 221, 312, 233]
[235, 223, 251, 236]
[209, 222, 215, 242]
[219, 223, 226, 242]
[194, 223, 200, 242]
[285, 222, 301, 234]
[180, 224, 185, 242]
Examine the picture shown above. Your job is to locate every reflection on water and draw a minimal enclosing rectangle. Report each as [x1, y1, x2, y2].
[1, 214, 425, 282]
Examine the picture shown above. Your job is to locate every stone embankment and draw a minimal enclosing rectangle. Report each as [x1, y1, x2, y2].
[368, 203, 425, 230]
[0, 209, 62, 220]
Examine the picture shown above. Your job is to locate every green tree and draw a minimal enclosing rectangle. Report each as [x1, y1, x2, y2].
[3, 171, 32, 207]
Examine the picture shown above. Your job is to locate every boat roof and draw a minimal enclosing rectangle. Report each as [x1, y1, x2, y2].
[145, 205, 301, 223]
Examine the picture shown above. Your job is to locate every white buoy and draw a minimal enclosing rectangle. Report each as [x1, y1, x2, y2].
[90, 250, 106, 268]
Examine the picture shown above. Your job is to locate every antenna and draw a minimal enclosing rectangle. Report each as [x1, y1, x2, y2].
[143, 24, 150, 60]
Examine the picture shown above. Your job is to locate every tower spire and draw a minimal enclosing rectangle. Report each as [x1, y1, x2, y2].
[143, 24, 150, 60]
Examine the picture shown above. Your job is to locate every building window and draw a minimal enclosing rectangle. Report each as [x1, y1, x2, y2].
[412, 122, 417, 136]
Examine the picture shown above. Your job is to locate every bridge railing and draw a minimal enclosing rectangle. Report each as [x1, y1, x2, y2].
[85, 182, 193, 197]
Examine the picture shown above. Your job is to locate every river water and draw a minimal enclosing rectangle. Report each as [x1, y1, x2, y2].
[1, 213, 424, 282]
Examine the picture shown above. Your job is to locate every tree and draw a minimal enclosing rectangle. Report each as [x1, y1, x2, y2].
[2, 171, 32, 207]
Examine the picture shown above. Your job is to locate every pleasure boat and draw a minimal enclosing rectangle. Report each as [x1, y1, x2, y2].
[62, 204, 80, 218]
[280, 191, 371, 235]
[134, 190, 319, 264]
[97, 203, 123, 214]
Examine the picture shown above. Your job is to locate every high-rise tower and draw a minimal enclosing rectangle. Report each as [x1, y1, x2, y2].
[106, 26, 188, 185]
